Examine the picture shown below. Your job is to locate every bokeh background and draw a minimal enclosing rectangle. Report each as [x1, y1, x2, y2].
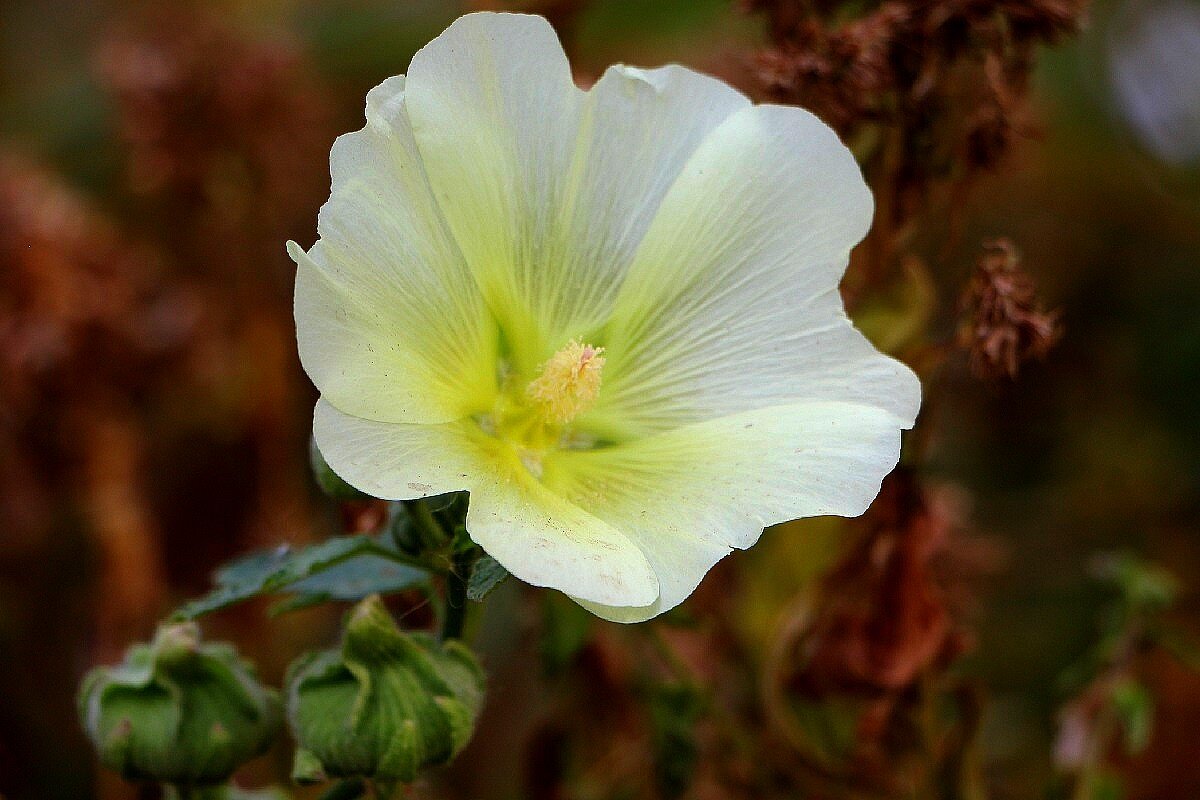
[2, 1, 1199, 798]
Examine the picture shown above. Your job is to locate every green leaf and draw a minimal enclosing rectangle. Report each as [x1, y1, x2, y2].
[1091, 552, 1180, 611]
[175, 535, 428, 620]
[1111, 678, 1155, 754]
[270, 555, 429, 616]
[466, 555, 508, 602]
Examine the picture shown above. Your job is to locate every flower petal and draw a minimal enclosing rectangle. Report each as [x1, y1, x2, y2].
[313, 399, 658, 607]
[551, 63, 752, 341]
[545, 400, 907, 622]
[291, 76, 497, 425]
[591, 103, 918, 439]
[404, 13, 748, 372]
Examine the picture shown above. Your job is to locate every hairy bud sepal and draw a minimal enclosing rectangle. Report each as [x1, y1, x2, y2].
[285, 595, 485, 785]
[78, 622, 282, 787]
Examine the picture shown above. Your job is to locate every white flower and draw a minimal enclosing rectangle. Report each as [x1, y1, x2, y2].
[290, 12, 920, 622]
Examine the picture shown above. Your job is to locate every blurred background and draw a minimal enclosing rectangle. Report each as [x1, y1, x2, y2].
[1, 0, 1199, 798]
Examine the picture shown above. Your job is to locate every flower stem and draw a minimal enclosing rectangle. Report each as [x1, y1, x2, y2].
[441, 548, 471, 641]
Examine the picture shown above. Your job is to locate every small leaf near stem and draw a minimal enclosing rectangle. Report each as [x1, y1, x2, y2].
[467, 555, 509, 602]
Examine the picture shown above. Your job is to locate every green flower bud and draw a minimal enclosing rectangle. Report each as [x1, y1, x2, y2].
[78, 622, 282, 787]
[285, 595, 485, 785]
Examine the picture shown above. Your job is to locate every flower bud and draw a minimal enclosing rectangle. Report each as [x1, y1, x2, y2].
[78, 622, 282, 786]
[285, 595, 485, 784]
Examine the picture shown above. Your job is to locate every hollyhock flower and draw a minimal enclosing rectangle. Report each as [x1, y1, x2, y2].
[290, 12, 920, 622]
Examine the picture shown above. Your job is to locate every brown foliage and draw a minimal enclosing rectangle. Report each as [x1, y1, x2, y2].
[799, 471, 966, 694]
[958, 237, 1061, 378]
[0, 156, 174, 648]
[96, 9, 330, 218]
[755, 470, 1000, 794]
[1, 10, 340, 794]
[744, 0, 1088, 221]
[90, 7, 336, 562]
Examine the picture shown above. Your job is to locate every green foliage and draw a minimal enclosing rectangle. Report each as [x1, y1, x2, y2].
[1088, 771, 1126, 800]
[1091, 552, 1180, 614]
[174, 534, 428, 620]
[777, 695, 862, 769]
[647, 682, 705, 799]
[1054, 554, 1198, 797]
[1110, 678, 1154, 755]
[540, 594, 593, 676]
[78, 623, 282, 787]
[466, 555, 509, 602]
[285, 595, 486, 785]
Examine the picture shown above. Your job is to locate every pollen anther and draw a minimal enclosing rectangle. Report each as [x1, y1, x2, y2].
[526, 340, 606, 424]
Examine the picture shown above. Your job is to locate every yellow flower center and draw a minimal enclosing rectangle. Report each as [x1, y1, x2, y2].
[476, 340, 606, 480]
[526, 340, 606, 424]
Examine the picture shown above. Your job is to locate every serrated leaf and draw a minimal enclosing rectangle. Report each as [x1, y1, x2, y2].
[466, 555, 508, 602]
[175, 535, 428, 620]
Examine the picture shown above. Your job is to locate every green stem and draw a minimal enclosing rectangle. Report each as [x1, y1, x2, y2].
[441, 549, 472, 641]
[403, 498, 448, 551]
